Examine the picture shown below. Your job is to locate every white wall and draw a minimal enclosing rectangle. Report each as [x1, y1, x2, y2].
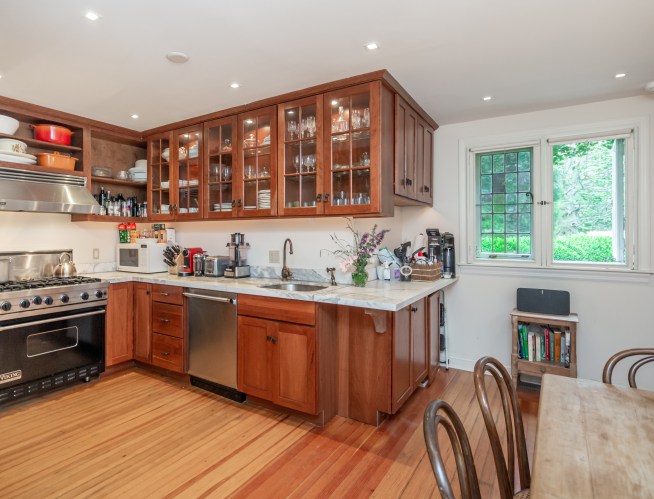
[400, 95, 654, 389]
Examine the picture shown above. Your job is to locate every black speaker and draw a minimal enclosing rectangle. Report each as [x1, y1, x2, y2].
[516, 288, 570, 316]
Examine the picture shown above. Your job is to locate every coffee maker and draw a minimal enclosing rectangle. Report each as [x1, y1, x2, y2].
[179, 247, 204, 276]
[441, 232, 455, 278]
[426, 228, 442, 263]
[224, 233, 250, 278]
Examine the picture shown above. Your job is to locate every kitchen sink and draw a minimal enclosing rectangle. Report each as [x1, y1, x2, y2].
[259, 282, 328, 292]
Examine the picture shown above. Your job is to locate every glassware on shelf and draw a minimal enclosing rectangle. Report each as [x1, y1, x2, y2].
[287, 120, 298, 140]
[245, 164, 255, 179]
[223, 138, 232, 152]
[352, 110, 362, 129]
[293, 155, 301, 173]
[360, 152, 370, 166]
[362, 107, 370, 128]
[221, 165, 232, 181]
[259, 165, 270, 178]
[244, 133, 256, 148]
[302, 116, 316, 138]
[303, 154, 316, 172]
[332, 106, 349, 133]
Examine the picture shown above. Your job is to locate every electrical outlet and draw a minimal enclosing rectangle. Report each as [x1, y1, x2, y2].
[92, 248, 100, 260]
[269, 250, 280, 264]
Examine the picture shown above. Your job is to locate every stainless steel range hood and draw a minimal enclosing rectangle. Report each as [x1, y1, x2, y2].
[0, 167, 101, 215]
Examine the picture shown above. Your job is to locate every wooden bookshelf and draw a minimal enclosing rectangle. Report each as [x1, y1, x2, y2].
[510, 309, 578, 389]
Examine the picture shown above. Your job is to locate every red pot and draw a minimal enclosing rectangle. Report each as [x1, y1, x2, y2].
[31, 124, 74, 145]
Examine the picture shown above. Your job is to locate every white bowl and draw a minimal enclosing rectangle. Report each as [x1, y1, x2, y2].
[0, 115, 19, 135]
[0, 138, 27, 154]
[134, 159, 147, 169]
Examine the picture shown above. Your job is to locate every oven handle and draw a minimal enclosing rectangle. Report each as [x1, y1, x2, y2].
[0, 309, 106, 332]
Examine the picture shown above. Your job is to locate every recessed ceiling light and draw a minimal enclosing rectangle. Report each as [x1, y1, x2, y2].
[614, 73, 627, 79]
[230, 82, 240, 89]
[483, 96, 492, 101]
[131, 114, 139, 119]
[84, 11, 100, 21]
[166, 52, 190, 64]
[365, 42, 379, 51]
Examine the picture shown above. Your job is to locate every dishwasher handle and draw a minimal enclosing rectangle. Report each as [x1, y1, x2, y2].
[183, 292, 236, 305]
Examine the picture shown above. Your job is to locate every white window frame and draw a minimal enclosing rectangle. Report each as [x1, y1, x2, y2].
[459, 117, 651, 277]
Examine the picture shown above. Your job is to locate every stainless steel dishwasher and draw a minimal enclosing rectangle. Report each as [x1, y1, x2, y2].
[183, 288, 245, 402]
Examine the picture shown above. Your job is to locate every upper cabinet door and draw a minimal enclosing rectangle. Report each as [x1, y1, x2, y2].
[417, 118, 434, 205]
[323, 82, 382, 215]
[237, 106, 277, 217]
[204, 116, 238, 219]
[173, 125, 203, 220]
[395, 95, 418, 199]
[148, 131, 174, 221]
[277, 96, 323, 217]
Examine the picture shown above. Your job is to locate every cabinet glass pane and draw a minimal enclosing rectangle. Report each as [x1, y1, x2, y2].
[352, 131, 370, 167]
[332, 171, 351, 206]
[207, 123, 233, 213]
[332, 135, 350, 170]
[151, 137, 170, 214]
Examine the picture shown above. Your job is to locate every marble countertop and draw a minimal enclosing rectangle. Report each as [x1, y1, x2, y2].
[90, 272, 458, 311]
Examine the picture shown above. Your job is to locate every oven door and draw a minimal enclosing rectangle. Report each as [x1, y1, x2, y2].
[0, 306, 105, 390]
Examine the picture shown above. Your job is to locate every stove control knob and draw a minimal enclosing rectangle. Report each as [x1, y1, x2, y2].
[60, 294, 70, 304]
[0, 301, 11, 312]
[95, 290, 103, 299]
[44, 296, 54, 305]
[19, 299, 30, 309]
[80, 292, 89, 301]
[32, 296, 43, 305]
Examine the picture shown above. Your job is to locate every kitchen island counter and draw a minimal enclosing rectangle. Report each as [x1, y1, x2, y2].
[90, 272, 457, 311]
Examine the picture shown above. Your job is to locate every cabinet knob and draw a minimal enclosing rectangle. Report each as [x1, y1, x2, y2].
[316, 194, 322, 202]
[406, 178, 413, 187]
[266, 335, 272, 342]
[237, 199, 242, 207]
[424, 185, 430, 193]
[323, 193, 330, 203]
[411, 306, 418, 312]
[271, 337, 278, 344]
[232, 200, 236, 207]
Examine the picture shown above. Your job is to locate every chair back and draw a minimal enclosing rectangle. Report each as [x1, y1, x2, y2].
[474, 357, 530, 499]
[602, 348, 654, 388]
[423, 399, 481, 499]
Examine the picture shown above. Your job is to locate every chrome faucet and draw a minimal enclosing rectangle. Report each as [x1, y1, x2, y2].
[326, 267, 337, 286]
[281, 238, 293, 281]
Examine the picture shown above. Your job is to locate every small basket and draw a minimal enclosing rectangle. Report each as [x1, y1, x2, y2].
[410, 262, 442, 281]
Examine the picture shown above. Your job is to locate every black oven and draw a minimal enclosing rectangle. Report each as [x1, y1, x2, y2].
[0, 306, 105, 405]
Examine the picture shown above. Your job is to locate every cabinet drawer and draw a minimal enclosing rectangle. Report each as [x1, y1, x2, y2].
[152, 302, 184, 338]
[151, 333, 184, 373]
[152, 284, 183, 305]
[238, 294, 315, 326]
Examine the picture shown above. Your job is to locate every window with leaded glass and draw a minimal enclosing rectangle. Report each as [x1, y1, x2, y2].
[476, 148, 533, 258]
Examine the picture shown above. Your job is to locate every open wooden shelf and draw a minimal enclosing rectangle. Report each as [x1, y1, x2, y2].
[0, 132, 82, 152]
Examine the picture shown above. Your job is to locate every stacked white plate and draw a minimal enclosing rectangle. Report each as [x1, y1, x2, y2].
[0, 150, 37, 165]
[258, 189, 271, 209]
[129, 164, 147, 183]
[213, 203, 232, 211]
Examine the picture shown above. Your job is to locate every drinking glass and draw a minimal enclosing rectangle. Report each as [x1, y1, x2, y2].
[293, 155, 301, 173]
[287, 120, 298, 140]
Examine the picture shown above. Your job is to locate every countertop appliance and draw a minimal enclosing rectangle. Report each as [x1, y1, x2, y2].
[442, 232, 455, 277]
[203, 256, 230, 277]
[179, 247, 203, 276]
[0, 253, 108, 406]
[426, 228, 442, 263]
[224, 233, 250, 278]
[184, 288, 244, 402]
[116, 240, 168, 274]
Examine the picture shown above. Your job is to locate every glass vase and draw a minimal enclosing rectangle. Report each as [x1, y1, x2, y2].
[351, 259, 369, 287]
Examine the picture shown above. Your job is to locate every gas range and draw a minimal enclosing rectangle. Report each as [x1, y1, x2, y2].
[0, 276, 108, 320]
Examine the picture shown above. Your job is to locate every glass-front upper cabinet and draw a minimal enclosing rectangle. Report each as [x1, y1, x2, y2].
[173, 126, 202, 220]
[277, 96, 323, 216]
[323, 82, 382, 215]
[148, 131, 173, 221]
[204, 116, 237, 219]
[237, 106, 277, 217]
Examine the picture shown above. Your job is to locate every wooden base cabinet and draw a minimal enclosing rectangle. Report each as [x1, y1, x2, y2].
[237, 295, 319, 415]
[105, 282, 134, 367]
[150, 284, 186, 373]
[133, 282, 152, 363]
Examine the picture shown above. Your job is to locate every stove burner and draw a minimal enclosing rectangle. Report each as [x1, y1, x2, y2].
[0, 276, 102, 292]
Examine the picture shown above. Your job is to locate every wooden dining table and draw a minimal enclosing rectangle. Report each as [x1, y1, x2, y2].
[531, 374, 654, 498]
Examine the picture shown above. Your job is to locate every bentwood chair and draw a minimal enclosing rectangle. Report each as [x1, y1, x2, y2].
[474, 357, 530, 499]
[602, 348, 654, 388]
[423, 400, 481, 499]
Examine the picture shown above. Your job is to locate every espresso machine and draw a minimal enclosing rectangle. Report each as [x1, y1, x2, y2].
[426, 228, 442, 263]
[179, 247, 204, 277]
[441, 232, 455, 278]
[224, 233, 250, 278]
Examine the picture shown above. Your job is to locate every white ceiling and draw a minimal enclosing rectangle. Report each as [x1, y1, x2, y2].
[2, 0, 654, 131]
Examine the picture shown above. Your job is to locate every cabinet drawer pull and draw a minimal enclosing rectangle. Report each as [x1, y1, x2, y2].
[159, 318, 170, 323]
[159, 292, 169, 296]
[160, 351, 170, 356]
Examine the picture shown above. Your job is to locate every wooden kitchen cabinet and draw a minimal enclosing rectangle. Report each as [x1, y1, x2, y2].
[105, 282, 134, 367]
[395, 95, 436, 206]
[236, 106, 277, 217]
[427, 291, 441, 384]
[133, 282, 152, 363]
[148, 125, 203, 221]
[237, 295, 318, 415]
[204, 115, 238, 219]
[149, 284, 186, 373]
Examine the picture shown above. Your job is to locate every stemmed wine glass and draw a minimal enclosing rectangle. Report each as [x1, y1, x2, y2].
[287, 120, 298, 140]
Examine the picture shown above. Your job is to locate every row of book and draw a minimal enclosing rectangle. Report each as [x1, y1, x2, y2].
[517, 323, 570, 366]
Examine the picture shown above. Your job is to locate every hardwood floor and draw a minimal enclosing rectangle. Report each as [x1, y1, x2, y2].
[0, 367, 538, 498]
